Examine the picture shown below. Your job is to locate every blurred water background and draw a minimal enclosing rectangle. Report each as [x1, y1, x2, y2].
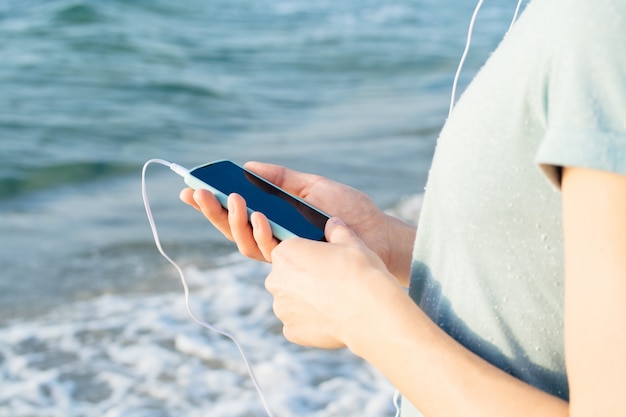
[0, 0, 522, 416]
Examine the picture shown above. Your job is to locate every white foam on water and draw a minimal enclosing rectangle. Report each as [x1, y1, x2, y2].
[0, 255, 397, 417]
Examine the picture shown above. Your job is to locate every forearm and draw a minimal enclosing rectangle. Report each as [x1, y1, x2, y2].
[562, 167, 626, 417]
[345, 284, 568, 417]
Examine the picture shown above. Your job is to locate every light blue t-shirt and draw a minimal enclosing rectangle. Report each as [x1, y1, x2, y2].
[404, 0, 626, 415]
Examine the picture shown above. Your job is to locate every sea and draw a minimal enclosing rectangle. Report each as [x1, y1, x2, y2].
[0, 0, 522, 416]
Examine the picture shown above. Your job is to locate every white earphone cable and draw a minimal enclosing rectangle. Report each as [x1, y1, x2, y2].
[141, 158, 276, 417]
[448, 0, 524, 117]
[448, 0, 485, 117]
[508, 0, 524, 33]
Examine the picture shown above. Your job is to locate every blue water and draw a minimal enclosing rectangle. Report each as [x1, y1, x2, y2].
[0, 1, 526, 415]
[0, 0, 516, 319]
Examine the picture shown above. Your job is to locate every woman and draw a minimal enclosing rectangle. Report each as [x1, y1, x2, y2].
[181, 0, 626, 415]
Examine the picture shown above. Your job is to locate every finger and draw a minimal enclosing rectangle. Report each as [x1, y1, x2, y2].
[251, 211, 278, 262]
[193, 189, 234, 241]
[228, 193, 265, 260]
[179, 188, 200, 211]
[324, 217, 360, 245]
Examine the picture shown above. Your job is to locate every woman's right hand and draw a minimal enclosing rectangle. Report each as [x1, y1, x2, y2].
[180, 161, 416, 285]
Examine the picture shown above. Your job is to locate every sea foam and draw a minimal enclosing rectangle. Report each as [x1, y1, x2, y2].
[0, 255, 397, 417]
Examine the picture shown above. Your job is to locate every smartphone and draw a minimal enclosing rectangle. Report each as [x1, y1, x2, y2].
[184, 160, 330, 241]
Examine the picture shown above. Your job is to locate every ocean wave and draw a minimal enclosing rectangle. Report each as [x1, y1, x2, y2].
[0, 259, 396, 417]
[52, 3, 108, 25]
[0, 161, 135, 201]
[146, 80, 225, 99]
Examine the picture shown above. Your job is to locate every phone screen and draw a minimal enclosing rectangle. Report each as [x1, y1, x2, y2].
[189, 160, 329, 241]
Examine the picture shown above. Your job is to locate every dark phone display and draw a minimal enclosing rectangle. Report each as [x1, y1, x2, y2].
[190, 161, 329, 241]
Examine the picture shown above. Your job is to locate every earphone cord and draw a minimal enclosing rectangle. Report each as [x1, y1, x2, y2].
[448, 0, 524, 117]
[141, 159, 276, 417]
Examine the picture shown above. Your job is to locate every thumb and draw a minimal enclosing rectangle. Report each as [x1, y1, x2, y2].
[325, 217, 360, 244]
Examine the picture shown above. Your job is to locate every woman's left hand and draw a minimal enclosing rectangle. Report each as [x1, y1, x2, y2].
[265, 217, 403, 349]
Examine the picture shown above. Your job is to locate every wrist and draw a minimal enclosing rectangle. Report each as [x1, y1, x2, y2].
[384, 215, 417, 286]
[341, 270, 412, 358]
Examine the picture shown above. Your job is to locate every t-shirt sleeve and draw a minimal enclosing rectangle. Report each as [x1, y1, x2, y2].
[535, 3, 626, 188]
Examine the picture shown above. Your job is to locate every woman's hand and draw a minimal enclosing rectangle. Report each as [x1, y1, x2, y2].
[265, 217, 404, 349]
[180, 161, 416, 284]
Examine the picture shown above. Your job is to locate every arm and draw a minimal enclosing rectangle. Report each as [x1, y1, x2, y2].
[268, 220, 568, 417]
[561, 166, 626, 416]
[268, 166, 626, 416]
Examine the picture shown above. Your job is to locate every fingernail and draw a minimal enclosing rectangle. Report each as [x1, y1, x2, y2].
[330, 217, 346, 226]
